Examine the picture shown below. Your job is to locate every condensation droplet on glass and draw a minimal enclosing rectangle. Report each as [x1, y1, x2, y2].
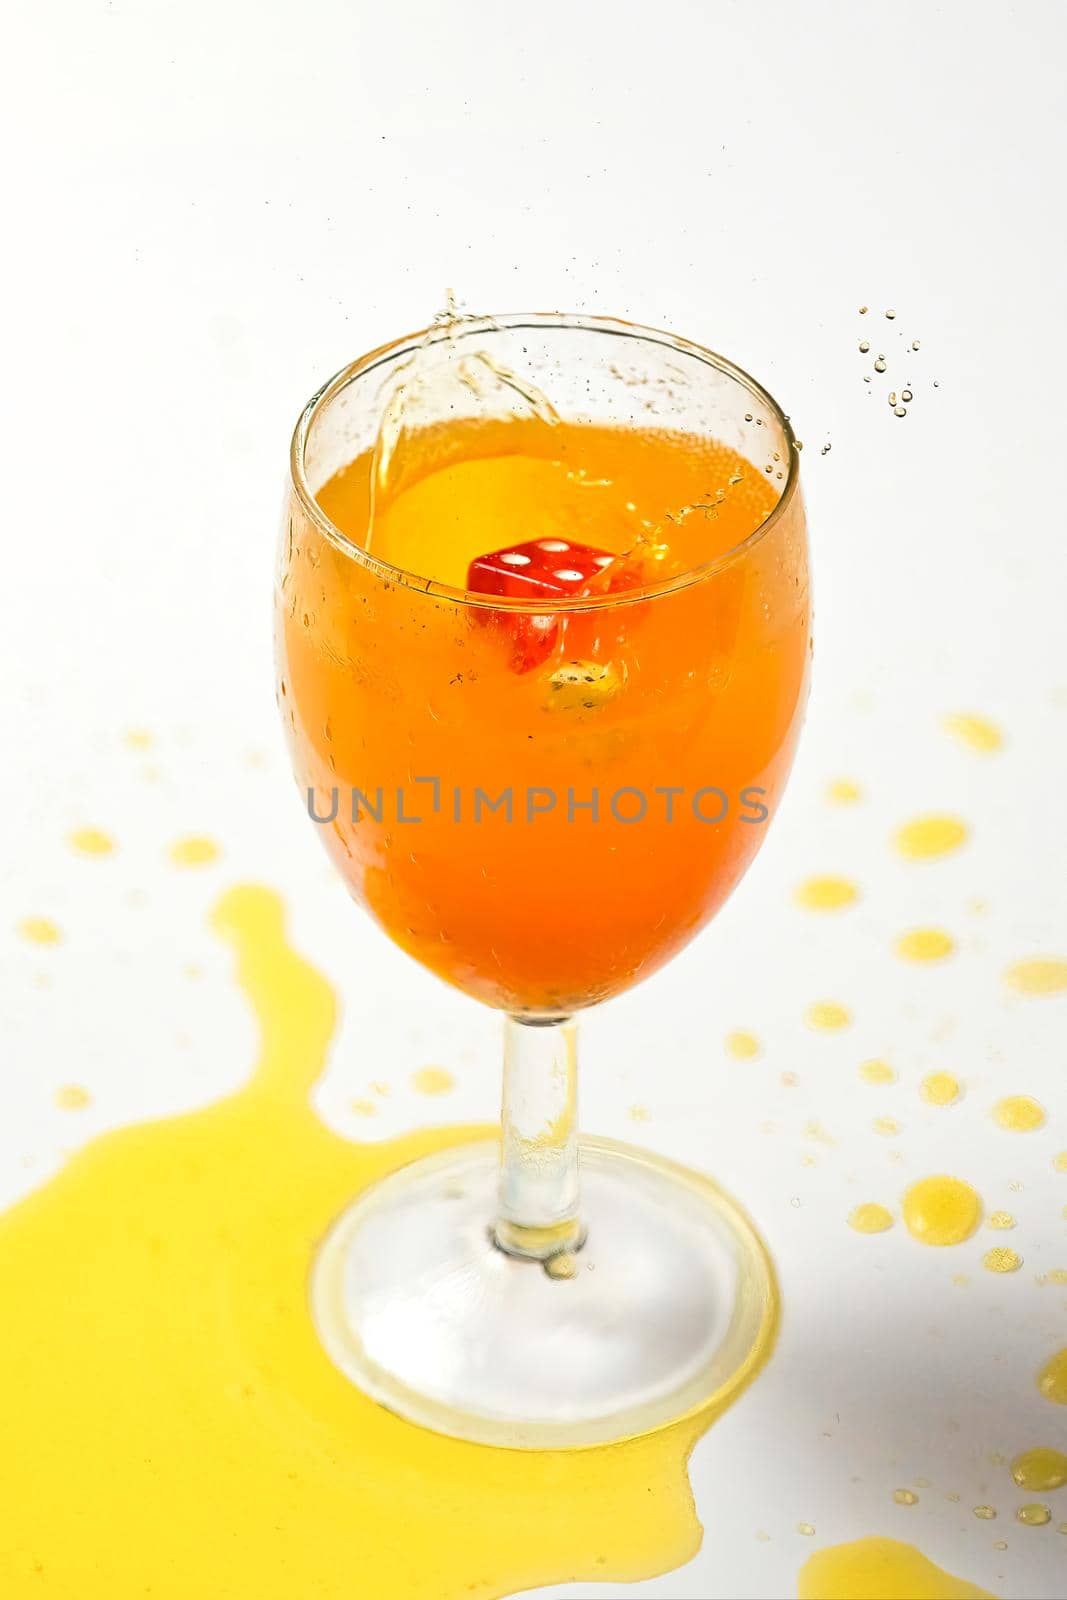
[874, 356, 887, 373]
[859, 340, 870, 353]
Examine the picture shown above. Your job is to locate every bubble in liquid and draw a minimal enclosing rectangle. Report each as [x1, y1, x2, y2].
[874, 356, 887, 373]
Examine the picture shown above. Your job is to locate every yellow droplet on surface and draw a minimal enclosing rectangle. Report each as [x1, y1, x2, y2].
[941, 714, 1003, 754]
[1004, 958, 1067, 996]
[17, 916, 62, 945]
[921, 1072, 960, 1106]
[627, 1104, 651, 1123]
[543, 1253, 577, 1281]
[798, 1536, 995, 1599]
[168, 836, 221, 869]
[992, 1095, 1046, 1132]
[983, 1247, 1022, 1274]
[895, 928, 955, 963]
[124, 729, 153, 749]
[859, 1059, 896, 1085]
[1037, 1348, 1067, 1404]
[725, 1030, 760, 1060]
[1010, 1447, 1067, 1492]
[805, 1001, 852, 1032]
[797, 1521, 816, 1536]
[826, 778, 863, 805]
[894, 814, 968, 861]
[411, 1066, 455, 1097]
[350, 1098, 377, 1117]
[1016, 1503, 1051, 1526]
[987, 1211, 1014, 1230]
[902, 1176, 982, 1246]
[1055, 1152, 1067, 1173]
[893, 1489, 919, 1505]
[972, 1505, 996, 1520]
[69, 827, 115, 856]
[55, 1085, 91, 1111]
[794, 875, 859, 911]
[849, 1203, 893, 1234]
[873, 1116, 901, 1137]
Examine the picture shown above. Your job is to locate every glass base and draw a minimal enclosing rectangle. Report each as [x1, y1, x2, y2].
[312, 1136, 776, 1448]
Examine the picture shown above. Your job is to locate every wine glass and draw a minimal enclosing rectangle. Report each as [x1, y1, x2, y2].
[276, 313, 810, 1446]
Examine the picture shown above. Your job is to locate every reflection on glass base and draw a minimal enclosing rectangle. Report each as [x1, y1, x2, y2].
[312, 1136, 777, 1449]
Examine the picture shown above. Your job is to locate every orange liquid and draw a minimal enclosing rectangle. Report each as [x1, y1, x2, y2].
[278, 418, 810, 1013]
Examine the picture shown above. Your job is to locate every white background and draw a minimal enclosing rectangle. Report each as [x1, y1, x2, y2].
[3, 2, 1067, 1596]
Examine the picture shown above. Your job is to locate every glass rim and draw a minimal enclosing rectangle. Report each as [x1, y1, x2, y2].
[289, 311, 800, 613]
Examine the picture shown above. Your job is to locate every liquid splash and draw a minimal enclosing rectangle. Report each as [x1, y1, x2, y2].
[0, 884, 770, 1598]
[798, 1535, 995, 1598]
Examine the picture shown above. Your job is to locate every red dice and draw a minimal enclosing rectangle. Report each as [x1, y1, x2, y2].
[468, 537, 621, 671]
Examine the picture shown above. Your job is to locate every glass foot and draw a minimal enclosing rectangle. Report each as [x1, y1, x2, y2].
[312, 1136, 776, 1448]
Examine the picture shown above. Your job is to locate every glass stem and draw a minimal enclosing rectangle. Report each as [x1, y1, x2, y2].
[494, 1015, 584, 1260]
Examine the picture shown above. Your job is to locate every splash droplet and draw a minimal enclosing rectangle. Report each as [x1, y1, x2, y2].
[885, 309, 896, 320]
[1016, 1503, 1051, 1526]
[1011, 1447, 1067, 1492]
[903, 1175, 982, 1246]
[894, 815, 968, 860]
[895, 928, 955, 963]
[69, 827, 115, 857]
[860, 1059, 896, 1085]
[169, 837, 221, 868]
[1004, 958, 1067, 996]
[992, 1095, 1046, 1132]
[826, 778, 863, 805]
[849, 1203, 893, 1234]
[983, 1247, 1022, 1274]
[1037, 1348, 1067, 1404]
[725, 1030, 760, 1060]
[17, 916, 62, 945]
[794, 875, 859, 911]
[859, 340, 870, 353]
[411, 1066, 455, 1097]
[921, 1073, 960, 1106]
[805, 1001, 851, 1032]
[55, 1084, 91, 1111]
[942, 713, 1003, 753]
[874, 356, 887, 373]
